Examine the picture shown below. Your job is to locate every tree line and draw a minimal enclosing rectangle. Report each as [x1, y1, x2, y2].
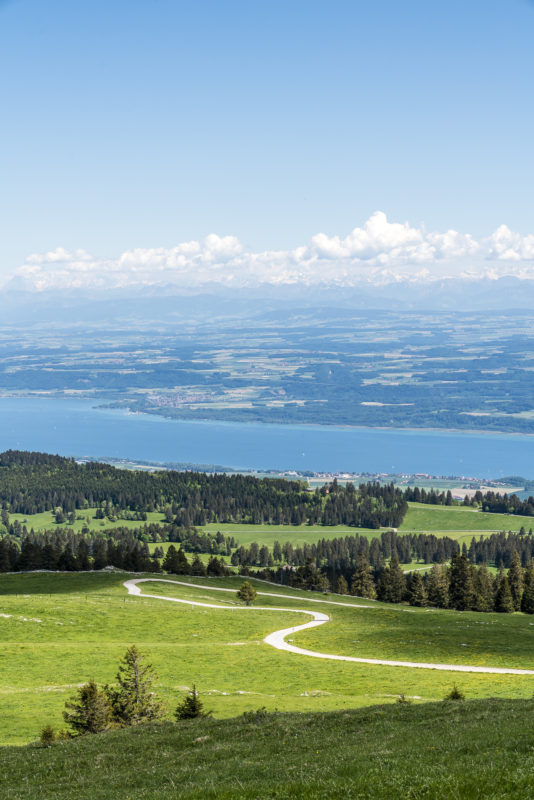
[258, 550, 534, 614]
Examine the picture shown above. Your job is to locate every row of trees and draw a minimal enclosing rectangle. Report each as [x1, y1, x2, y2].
[259, 551, 534, 614]
[0, 534, 229, 577]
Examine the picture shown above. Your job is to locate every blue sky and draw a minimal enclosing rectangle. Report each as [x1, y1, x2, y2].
[1, 0, 534, 288]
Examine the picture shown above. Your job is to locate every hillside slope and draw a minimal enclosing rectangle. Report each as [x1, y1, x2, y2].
[2, 700, 534, 799]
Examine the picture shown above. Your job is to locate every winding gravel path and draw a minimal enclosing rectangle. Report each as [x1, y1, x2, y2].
[123, 578, 534, 676]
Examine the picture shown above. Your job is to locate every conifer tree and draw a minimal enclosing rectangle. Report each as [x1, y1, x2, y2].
[377, 556, 406, 603]
[407, 571, 427, 607]
[425, 563, 449, 608]
[508, 549, 524, 611]
[449, 553, 474, 611]
[190, 554, 207, 576]
[108, 645, 164, 726]
[472, 564, 495, 612]
[175, 685, 211, 720]
[521, 561, 534, 614]
[495, 575, 514, 613]
[336, 575, 348, 595]
[236, 580, 257, 606]
[350, 553, 376, 599]
[63, 680, 112, 735]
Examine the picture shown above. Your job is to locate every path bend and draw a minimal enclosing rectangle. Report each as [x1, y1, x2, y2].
[123, 578, 534, 676]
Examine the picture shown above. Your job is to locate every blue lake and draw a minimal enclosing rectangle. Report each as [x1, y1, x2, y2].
[1, 397, 534, 478]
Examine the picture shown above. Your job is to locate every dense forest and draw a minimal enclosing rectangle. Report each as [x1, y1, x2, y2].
[0, 451, 407, 527]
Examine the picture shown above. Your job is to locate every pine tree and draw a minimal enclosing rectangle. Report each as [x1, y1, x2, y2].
[508, 548, 524, 611]
[236, 581, 257, 606]
[495, 575, 514, 613]
[63, 680, 112, 735]
[335, 575, 348, 595]
[175, 685, 211, 720]
[108, 646, 164, 726]
[350, 553, 376, 599]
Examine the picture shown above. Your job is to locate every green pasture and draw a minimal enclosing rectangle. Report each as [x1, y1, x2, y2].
[198, 523, 379, 547]
[2, 699, 534, 799]
[400, 503, 534, 533]
[1, 571, 534, 747]
[8, 509, 166, 534]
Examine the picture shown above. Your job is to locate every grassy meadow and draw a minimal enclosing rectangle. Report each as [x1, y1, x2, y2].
[1, 572, 534, 748]
[2, 699, 534, 799]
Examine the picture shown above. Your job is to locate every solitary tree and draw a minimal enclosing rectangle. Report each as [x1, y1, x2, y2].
[175, 685, 211, 720]
[236, 580, 257, 606]
[63, 680, 112, 735]
[108, 645, 164, 726]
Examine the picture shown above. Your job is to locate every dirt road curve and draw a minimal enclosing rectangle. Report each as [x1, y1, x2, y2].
[123, 578, 534, 675]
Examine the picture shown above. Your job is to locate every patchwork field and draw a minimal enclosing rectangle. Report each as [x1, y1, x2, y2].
[1, 571, 534, 748]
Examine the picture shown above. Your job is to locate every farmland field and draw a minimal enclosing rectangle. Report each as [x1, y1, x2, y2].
[1, 572, 534, 747]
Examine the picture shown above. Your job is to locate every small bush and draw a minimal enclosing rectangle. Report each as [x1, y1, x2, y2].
[39, 725, 57, 746]
[242, 707, 269, 724]
[444, 685, 465, 701]
[396, 694, 412, 704]
[175, 685, 211, 720]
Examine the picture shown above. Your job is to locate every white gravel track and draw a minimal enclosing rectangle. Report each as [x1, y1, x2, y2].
[123, 578, 534, 675]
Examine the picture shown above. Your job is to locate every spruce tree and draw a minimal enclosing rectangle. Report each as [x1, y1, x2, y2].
[175, 685, 211, 720]
[449, 553, 474, 611]
[425, 563, 449, 608]
[162, 544, 189, 574]
[377, 556, 406, 603]
[472, 564, 495, 612]
[336, 575, 348, 595]
[350, 553, 376, 599]
[495, 575, 514, 613]
[108, 645, 164, 726]
[236, 581, 257, 606]
[407, 571, 427, 607]
[521, 561, 534, 614]
[190, 554, 207, 576]
[63, 680, 112, 735]
[508, 549, 524, 611]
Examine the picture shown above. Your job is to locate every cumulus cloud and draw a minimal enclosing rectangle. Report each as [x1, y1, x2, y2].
[7, 213, 534, 292]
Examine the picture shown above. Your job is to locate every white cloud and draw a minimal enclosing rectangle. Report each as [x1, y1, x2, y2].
[487, 224, 534, 262]
[8, 214, 534, 292]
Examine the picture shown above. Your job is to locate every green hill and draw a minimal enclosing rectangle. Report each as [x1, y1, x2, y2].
[2, 700, 534, 799]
